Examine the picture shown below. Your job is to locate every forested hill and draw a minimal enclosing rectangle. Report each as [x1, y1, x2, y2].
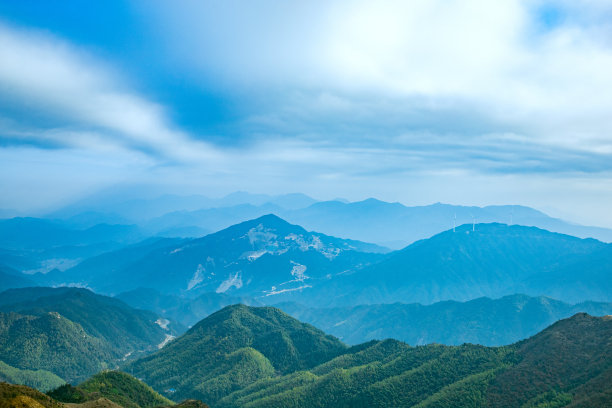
[126, 304, 347, 405]
[124, 304, 612, 408]
[0, 287, 174, 383]
[215, 313, 612, 408]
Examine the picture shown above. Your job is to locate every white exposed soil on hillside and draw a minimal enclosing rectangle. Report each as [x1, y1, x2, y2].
[216, 271, 243, 293]
[187, 264, 205, 290]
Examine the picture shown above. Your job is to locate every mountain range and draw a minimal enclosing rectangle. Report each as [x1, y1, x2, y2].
[1, 300, 611, 407]
[127, 305, 612, 408]
[37, 190, 612, 248]
[39, 215, 386, 299]
[20, 216, 612, 309]
[2, 193, 612, 407]
[277, 294, 612, 346]
[305, 222, 612, 306]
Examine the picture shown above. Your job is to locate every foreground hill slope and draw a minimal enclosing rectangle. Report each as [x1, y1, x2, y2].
[278, 294, 612, 345]
[0, 361, 64, 393]
[0, 382, 62, 408]
[215, 313, 612, 408]
[487, 313, 612, 407]
[1, 372, 210, 408]
[127, 305, 347, 405]
[48, 371, 173, 408]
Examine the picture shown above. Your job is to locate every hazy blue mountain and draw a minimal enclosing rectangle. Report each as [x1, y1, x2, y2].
[0, 264, 35, 292]
[47, 189, 218, 222]
[116, 288, 262, 329]
[0, 217, 145, 274]
[111, 196, 612, 248]
[126, 304, 347, 405]
[281, 199, 612, 248]
[0, 287, 175, 366]
[143, 204, 279, 238]
[36, 237, 185, 289]
[216, 192, 316, 209]
[51, 215, 387, 298]
[309, 223, 612, 306]
[143, 197, 316, 238]
[277, 294, 612, 346]
[49, 190, 318, 226]
[0, 218, 142, 250]
[43, 190, 612, 248]
[523, 244, 612, 303]
[0, 248, 43, 272]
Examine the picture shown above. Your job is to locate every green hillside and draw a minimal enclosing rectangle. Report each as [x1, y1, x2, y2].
[48, 371, 174, 408]
[0, 312, 114, 383]
[126, 305, 347, 405]
[0, 361, 65, 392]
[0, 288, 175, 384]
[126, 305, 611, 408]
[0, 376, 208, 408]
[0, 287, 171, 356]
[0, 382, 63, 408]
[214, 313, 612, 408]
[487, 313, 612, 407]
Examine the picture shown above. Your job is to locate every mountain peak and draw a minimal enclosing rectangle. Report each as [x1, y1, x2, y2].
[215, 213, 301, 235]
[129, 304, 346, 404]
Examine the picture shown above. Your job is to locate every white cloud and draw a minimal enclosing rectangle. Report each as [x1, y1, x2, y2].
[146, 0, 612, 154]
[0, 23, 217, 162]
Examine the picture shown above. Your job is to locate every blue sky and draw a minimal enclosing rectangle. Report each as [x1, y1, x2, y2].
[1, 0, 612, 226]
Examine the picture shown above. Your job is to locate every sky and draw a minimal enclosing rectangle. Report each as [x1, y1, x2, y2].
[1, 0, 612, 226]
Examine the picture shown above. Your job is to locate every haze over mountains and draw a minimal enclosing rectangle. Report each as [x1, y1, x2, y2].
[17, 190, 612, 249]
[2, 191, 612, 407]
[278, 294, 612, 346]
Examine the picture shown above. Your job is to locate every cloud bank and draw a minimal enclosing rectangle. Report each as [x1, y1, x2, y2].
[1, 1, 612, 225]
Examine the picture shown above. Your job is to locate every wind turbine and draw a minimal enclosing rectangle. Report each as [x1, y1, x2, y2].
[453, 214, 456, 232]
